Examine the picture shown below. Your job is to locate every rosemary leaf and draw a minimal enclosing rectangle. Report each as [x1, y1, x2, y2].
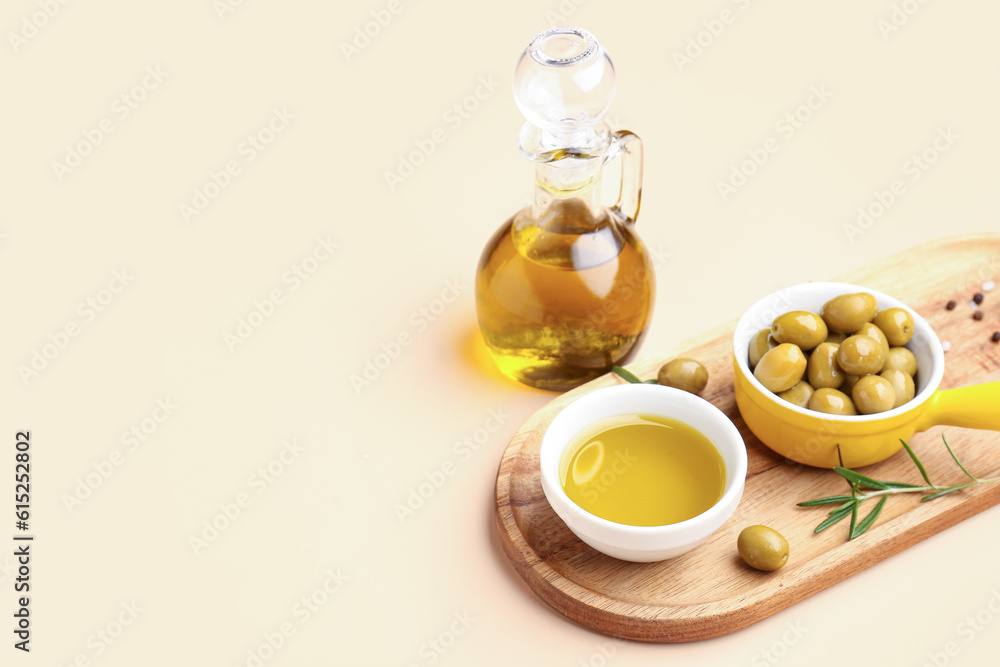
[920, 482, 982, 502]
[814, 503, 856, 533]
[851, 495, 888, 540]
[942, 434, 978, 481]
[827, 500, 856, 515]
[848, 502, 859, 538]
[611, 366, 644, 384]
[834, 467, 889, 490]
[901, 439, 933, 486]
[797, 495, 856, 507]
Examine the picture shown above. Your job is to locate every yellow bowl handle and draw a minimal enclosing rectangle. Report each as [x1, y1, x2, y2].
[919, 382, 1000, 432]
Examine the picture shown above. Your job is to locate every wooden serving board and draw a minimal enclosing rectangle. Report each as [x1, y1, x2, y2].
[494, 233, 1000, 642]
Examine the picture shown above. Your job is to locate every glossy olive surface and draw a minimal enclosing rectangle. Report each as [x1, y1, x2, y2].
[737, 525, 789, 572]
[754, 344, 807, 394]
[837, 335, 886, 376]
[657, 358, 709, 395]
[821, 292, 878, 333]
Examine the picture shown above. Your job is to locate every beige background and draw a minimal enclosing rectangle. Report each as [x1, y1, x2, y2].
[2, 0, 1000, 665]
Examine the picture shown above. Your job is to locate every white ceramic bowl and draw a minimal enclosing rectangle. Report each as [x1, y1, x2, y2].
[539, 383, 748, 562]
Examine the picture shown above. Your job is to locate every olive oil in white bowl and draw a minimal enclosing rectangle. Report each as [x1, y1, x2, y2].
[560, 414, 725, 527]
[540, 383, 747, 562]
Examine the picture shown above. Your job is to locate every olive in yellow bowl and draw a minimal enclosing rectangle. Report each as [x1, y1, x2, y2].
[732, 282, 1000, 468]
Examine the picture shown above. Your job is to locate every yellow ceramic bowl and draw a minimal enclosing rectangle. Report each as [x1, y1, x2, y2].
[732, 282, 1000, 468]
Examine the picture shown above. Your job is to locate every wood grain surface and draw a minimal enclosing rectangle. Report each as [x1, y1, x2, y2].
[494, 233, 1000, 642]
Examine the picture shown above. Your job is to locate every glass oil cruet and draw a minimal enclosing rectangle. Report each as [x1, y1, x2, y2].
[475, 26, 655, 391]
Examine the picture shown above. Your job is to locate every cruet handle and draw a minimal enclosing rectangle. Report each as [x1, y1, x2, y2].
[607, 130, 643, 225]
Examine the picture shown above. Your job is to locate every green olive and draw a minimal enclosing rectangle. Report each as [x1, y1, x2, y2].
[873, 308, 915, 346]
[754, 344, 807, 393]
[748, 329, 775, 369]
[658, 358, 709, 395]
[858, 292, 878, 313]
[771, 311, 829, 351]
[837, 335, 886, 376]
[841, 373, 862, 394]
[807, 342, 844, 389]
[880, 369, 915, 408]
[857, 323, 891, 361]
[808, 388, 858, 415]
[821, 293, 878, 334]
[825, 332, 846, 345]
[778, 381, 815, 408]
[737, 525, 789, 571]
[884, 347, 918, 377]
[852, 375, 896, 415]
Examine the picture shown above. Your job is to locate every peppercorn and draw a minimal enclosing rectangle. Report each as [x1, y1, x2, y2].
[973, 311, 984, 321]
[973, 293, 984, 305]
[946, 300, 957, 310]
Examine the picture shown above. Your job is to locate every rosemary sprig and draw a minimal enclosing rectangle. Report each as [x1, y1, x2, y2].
[798, 434, 1000, 541]
[611, 365, 658, 384]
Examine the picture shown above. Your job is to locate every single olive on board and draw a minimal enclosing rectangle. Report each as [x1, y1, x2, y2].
[884, 347, 918, 377]
[737, 525, 789, 572]
[771, 311, 828, 351]
[808, 388, 858, 415]
[657, 358, 709, 395]
[852, 375, 896, 415]
[821, 293, 878, 334]
[778, 381, 814, 408]
[837, 335, 886, 376]
[873, 308, 915, 346]
[807, 342, 844, 389]
[754, 344, 807, 393]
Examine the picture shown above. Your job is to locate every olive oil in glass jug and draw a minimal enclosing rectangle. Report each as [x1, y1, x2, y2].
[475, 27, 654, 391]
